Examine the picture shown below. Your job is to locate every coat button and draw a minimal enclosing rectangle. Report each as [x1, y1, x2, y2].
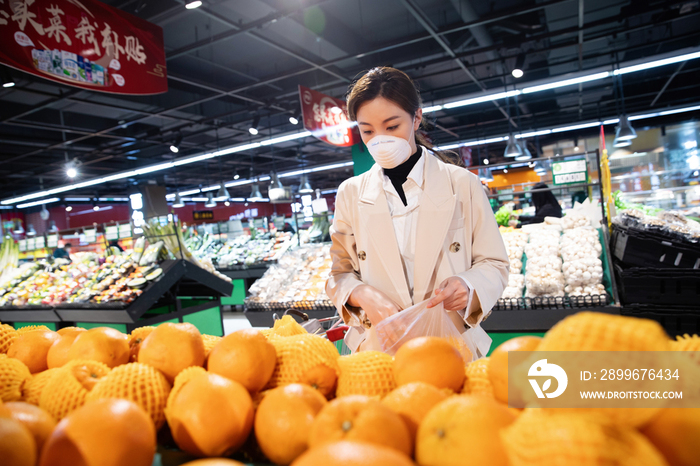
[358, 251, 367, 260]
[449, 242, 461, 253]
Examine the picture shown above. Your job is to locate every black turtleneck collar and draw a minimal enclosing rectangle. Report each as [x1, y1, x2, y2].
[383, 146, 422, 206]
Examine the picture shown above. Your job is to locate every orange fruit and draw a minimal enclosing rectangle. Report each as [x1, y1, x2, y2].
[291, 440, 415, 466]
[39, 398, 156, 466]
[56, 327, 86, 336]
[502, 409, 668, 466]
[202, 334, 222, 360]
[0, 354, 32, 401]
[336, 351, 396, 398]
[462, 357, 494, 398]
[165, 372, 254, 457]
[394, 337, 465, 391]
[0, 323, 18, 353]
[16, 325, 51, 335]
[23, 368, 60, 405]
[381, 382, 448, 440]
[67, 327, 129, 368]
[47, 329, 84, 369]
[39, 359, 111, 420]
[166, 366, 208, 411]
[642, 408, 700, 466]
[138, 323, 205, 382]
[416, 395, 515, 466]
[488, 336, 541, 404]
[8, 330, 60, 373]
[0, 417, 36, 466]
[208, 329, 276, 393]
[254, 384, 327, 465]
[266, 334, 340, 398]
[86, 362, 171, 429]
[3, 401, 56, 452]
[181, 461, 247, 466]
[128, 326, 156, 362]
[309, 395, 412, 457]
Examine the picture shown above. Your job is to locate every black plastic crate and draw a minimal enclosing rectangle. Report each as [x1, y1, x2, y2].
[621, 304, 700, 338]
[610, 224, 700, 269]
[615, 263, 700, 306]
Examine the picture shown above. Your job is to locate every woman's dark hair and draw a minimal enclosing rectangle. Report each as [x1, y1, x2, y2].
[346, 67, 464, 167]
[531, 183, 562, 216]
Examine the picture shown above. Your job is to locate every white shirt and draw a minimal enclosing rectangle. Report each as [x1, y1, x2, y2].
[380, 150, 476, 323]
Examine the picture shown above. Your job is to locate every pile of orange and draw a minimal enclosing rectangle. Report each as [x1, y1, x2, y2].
[0, 312, 697, 466]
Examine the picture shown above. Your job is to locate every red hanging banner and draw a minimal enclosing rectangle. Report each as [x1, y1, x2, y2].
[0, 0, 167, 95]
[299, 85, 360, 147]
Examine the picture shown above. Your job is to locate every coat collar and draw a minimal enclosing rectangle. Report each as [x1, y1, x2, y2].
[357, 147, 457, 307]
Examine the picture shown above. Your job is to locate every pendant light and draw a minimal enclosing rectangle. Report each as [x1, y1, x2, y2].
[514, 143, 533, 161]
[612, 65, 637, 148]
[215, 184, 230, 201]
[504, 134, 523, 157]
[479, 168, 494, 182]
[249, 183, 264, 201]
[299, 174, 313, 194]
[172, 192, 185, 208]
[204, 192, 217, 208]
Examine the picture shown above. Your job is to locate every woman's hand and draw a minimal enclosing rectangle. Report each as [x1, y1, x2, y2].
[348, 285, 401, 326]
[427, 277, 470, 311]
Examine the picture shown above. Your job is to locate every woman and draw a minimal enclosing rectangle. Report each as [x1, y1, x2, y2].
[517, 183, 563, 225]
[325, 67, 509, 354]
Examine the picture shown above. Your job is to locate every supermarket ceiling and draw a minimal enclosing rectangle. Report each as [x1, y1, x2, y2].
[1, 0, 700, 202]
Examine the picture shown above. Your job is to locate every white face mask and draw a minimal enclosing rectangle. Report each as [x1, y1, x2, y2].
[366, 134, 413, 169]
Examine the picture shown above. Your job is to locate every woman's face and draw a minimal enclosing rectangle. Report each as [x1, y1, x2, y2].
[355, 97, 422, 153]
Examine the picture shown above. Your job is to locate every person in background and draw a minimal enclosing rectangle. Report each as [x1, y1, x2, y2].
[109, 240, 123, 252]
[516, 183, 563, 225]
[53, 243, 72, 261]
[571, 190, 588, 206]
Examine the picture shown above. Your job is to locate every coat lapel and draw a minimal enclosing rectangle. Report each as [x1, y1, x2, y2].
[413, 151, 457, 302]
[358, 165, 413, 309]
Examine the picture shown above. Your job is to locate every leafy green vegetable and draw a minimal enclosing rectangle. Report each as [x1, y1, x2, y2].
[495, 205, 513, 227]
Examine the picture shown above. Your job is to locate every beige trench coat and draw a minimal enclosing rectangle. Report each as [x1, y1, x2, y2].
[325, 148, 510, 352]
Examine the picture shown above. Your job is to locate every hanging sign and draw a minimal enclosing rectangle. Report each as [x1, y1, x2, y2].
[0, 0, 167, 95]
[35, 235, 45, 249]
[193, 210, 214, 221]
[26, 237, 35, 250]
[18, 239, 27, 252]
[105, 225, 118, 241]
[84, 228, 96, 243]
[118, 224, 131, 239]
[552, 159, 588, 186]
[299, 85, 360, 147]
[47, 234, 58, 248]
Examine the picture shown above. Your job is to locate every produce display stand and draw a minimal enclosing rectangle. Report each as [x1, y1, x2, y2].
[219, 264, 272, 307]
[0, 260, 233, 336]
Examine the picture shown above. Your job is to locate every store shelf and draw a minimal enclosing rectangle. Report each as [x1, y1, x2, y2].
[219, 264, 271, 280]
[0, 308, 60, 323]
[483, 305, 621, 333]
[51, 260, 233, 324]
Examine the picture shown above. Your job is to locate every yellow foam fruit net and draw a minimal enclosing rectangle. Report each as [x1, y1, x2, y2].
[166, 365, 207, 411]
[16, 325, 51, 335]
[462, 357, 494, 398]
[501, 410, 668, 466]
[336, 351, 396, 398]
[0, 354, 32, 401]
[86, 362, 172, 429]
[672, 333, 700, 351]
[261, 315, 308, 340]
[202, 334, 222, 358]
[538, 312, 671, 352]
[39, 359, 111, 420]
[129, 326, 156, 344]
[23, 368, 60, 405]
[266, 333, 339, 388]
[0, 323, 18, 353]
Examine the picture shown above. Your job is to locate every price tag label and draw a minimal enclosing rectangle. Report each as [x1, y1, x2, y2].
[118, 224, 132, 239]
[19, 240, 27, 252]
[26, 238, 35, 250]
[47, 235, 58, 248]
[35, 236, 45, 249]
[105, 226, 119, 241]
[85, 229, 97, 243]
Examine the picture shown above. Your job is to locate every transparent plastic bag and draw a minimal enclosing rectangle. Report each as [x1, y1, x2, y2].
[374, 299, 490, 362]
